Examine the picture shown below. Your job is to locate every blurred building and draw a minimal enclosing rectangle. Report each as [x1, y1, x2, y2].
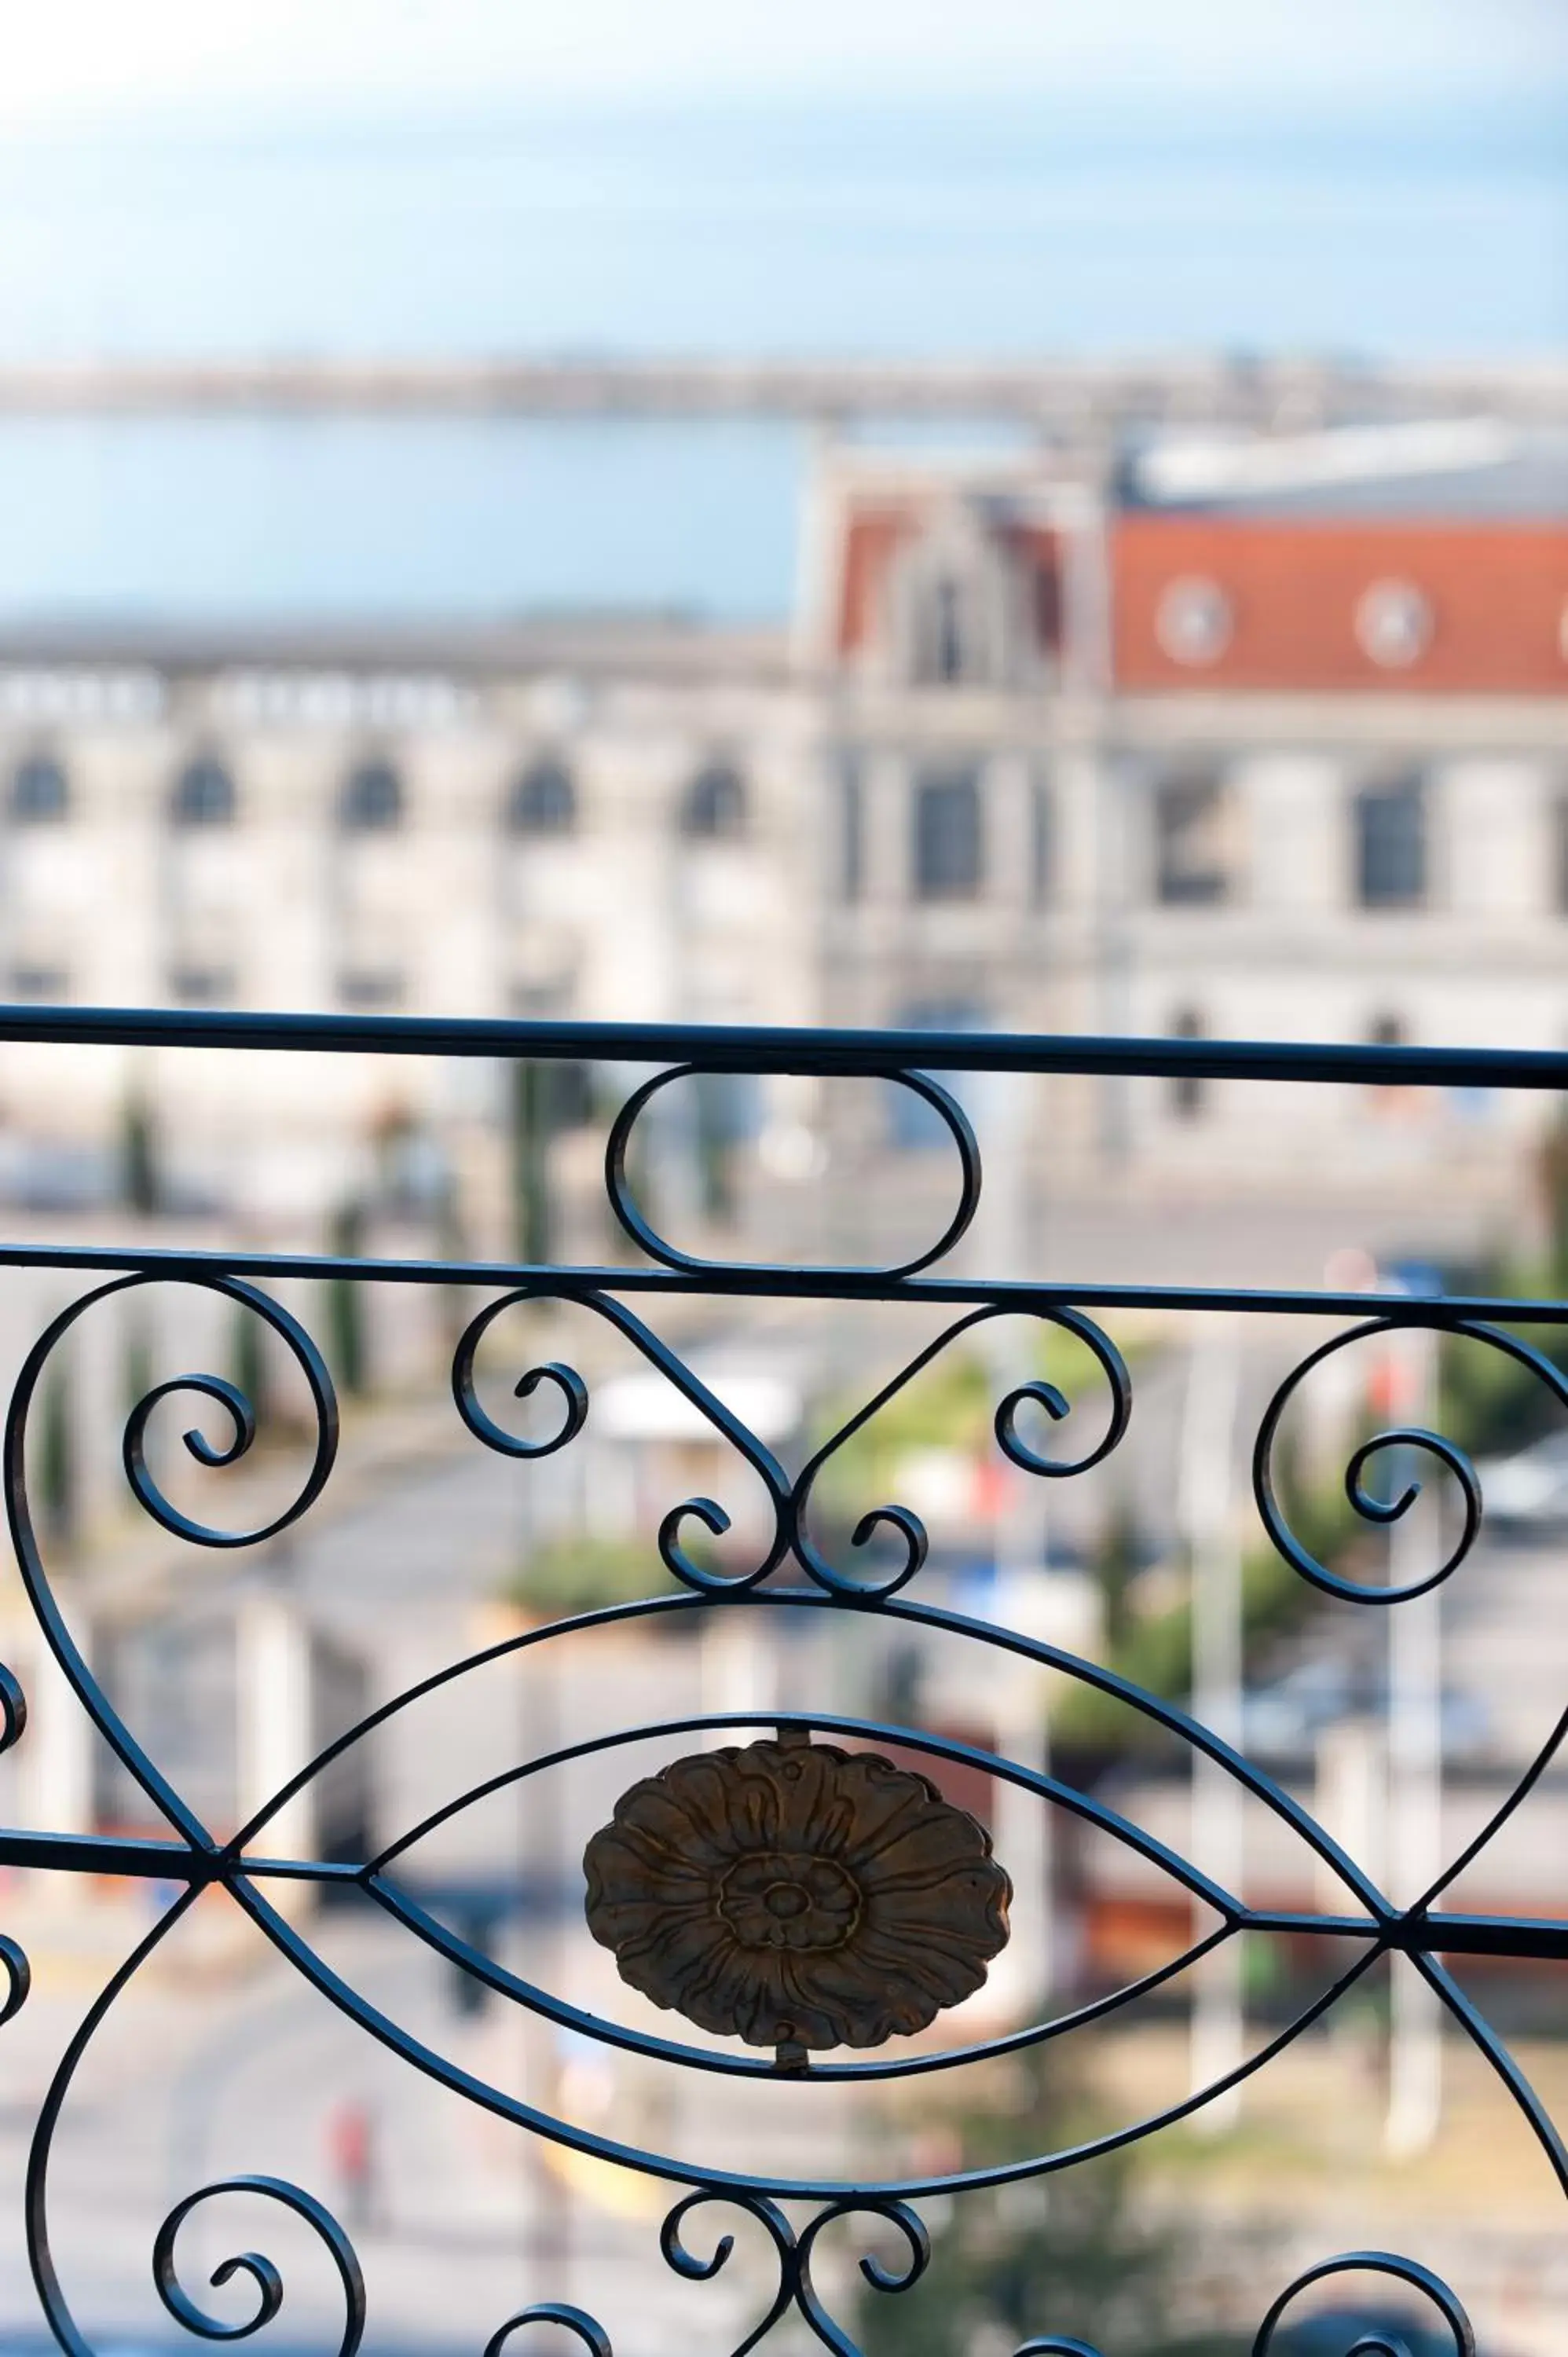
[0, 415, 1565, 1222]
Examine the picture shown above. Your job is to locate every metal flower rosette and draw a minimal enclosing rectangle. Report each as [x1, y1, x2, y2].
[4, 1006, 1557, 2357]
[584, 1734, 1011, 2056]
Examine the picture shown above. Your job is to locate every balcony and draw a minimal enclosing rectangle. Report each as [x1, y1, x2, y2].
[0, 1006, 1560, 2354]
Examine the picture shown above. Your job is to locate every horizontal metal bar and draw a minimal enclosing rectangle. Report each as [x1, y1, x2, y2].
[7, 1835, 1566, 1962]
[1398, 1915, 1568, 1963]
[0, 1003, 1566, 1090]
[0, 1237, 1565, 1324]
[1251, 1910, 1568, 1960]
[0, 1828, 360, 1882]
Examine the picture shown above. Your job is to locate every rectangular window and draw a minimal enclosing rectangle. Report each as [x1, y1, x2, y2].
[1168, 1006, 1207, 1120]
[913, 770, 982, 901]
[339, 967, 406, 1011]
[1031, 775, 1053, 907]
[168, 964, 236, 1007]
[1553, 795, 1568, 914]
[1154, 775, 1229, 905]
[1354, 777, 1426, 909]
[840, 758, 864, 903]
[9, 965, 68, 1000]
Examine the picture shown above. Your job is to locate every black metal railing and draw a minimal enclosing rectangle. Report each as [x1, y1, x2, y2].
[2, 1006, 1559, 2355]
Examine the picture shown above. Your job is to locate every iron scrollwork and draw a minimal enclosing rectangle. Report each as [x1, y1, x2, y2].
[0, 1017, 1558, 2352]
[1250, 2253, 1476, 2356]
[152, 2177, 365, 2357]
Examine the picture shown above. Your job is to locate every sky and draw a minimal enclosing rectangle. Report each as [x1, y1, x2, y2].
[2, 0, 1565, 122]
[0, 0, 1560, 621]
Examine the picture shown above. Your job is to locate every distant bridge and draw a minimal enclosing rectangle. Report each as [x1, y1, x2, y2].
[0, 355, 1564, 425]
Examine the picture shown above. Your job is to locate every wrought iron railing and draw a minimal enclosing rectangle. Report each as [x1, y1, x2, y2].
[3, 1007, 1566, 2355]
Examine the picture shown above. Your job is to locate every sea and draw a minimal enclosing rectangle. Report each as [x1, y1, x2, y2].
[0, 93, 1563, 627]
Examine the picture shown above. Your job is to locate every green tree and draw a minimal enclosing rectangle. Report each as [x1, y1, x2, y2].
[855, 2051, 1228, 2356]
[121, 1310, 152, 1422]
[326, 1200, 368, 1396]
[506, 1532, 661, 1617]
[694, 1070, 745, 1225]
[1540, 1102, 1568, 1296]
[1053, 1438, 1364, 1767]
[1438, 1308, 1568, 1460]
[38, 1371, 75, 1545]
[120, 1087, 160, 1215]
[1094, 1497, 1143, 1655]
[511, 1061, 555, 1266]
[232, 1299, 269, 1428]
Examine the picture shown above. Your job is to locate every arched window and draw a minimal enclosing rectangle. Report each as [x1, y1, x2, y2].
[681, 762, 747, 841]
[508, 757, 576, 838]
[11, 753, 68, 824]
[340, 759, 404, 834]
[170, 754, 236, 828]
[896, 521, 1017, 689]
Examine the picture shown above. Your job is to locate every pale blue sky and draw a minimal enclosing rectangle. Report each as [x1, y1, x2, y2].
[0, 0, 1560, 624]
[2, 0, 1565, 122]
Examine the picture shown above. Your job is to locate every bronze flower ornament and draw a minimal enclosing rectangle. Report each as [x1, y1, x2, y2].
[582, 1734, 1011, 2052]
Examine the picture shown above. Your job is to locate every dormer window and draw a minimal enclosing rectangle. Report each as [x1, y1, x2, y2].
[885, 501, 1028, 691]
[1156, 577, 1233, 667]
[925, 578, 969, 685]
[910, 567, 992, 687]
[1356, 579, 1432, 669]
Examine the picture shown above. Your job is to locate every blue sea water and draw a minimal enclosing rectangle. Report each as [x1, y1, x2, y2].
[0, 95, 1563, 625]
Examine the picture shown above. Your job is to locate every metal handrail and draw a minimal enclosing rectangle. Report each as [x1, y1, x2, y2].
[0, 1012, 1531, 2355]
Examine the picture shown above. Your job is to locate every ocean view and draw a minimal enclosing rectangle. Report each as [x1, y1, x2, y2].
[0, 93, 1563, 623]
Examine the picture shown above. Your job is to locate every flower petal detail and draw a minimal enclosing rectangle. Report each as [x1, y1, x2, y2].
[583, 1739, 1011, 2051]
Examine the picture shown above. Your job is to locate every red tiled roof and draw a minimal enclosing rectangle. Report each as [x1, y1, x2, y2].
[1113, 515, 1568, 694]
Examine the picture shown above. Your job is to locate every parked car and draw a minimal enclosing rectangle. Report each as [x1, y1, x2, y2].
[1243, 1657, 1489, 1761]
[1475, 1428, 1568, 1527]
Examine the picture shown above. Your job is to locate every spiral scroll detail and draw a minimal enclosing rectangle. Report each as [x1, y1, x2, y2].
[152, 2176, 365, 2357]
[1251, 1316, 1566, 1604]
[482, 2304, 614, 2357]
[791, 1304, 1130, 1599]
[1251, 2252, 1474, 2357]
[452, 1288, 792, 1593]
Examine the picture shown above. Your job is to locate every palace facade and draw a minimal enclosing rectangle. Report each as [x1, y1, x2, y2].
[0, 420, 1565, 1237]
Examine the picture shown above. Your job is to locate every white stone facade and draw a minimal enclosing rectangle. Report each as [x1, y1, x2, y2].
[0, 438, 1563, 1231]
